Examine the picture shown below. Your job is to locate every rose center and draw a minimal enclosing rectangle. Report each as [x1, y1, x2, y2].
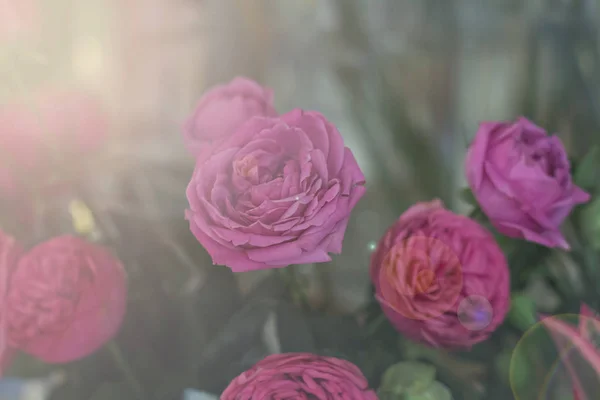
[234, 155, 259, 179]
[415, 269, 436, 294]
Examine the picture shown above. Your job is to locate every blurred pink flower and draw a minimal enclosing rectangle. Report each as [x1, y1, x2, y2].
[6, 236, 127, 363]
[0, 0, 39, 42]
[221, 353, 378, 400]
[0, 229, 22, 376]
[183, 77, 277, 158]
[34, 89, 109, 155]
[465, 117, 590, 249]
[0, 90, 109, 195]
[186, 109, 366, 272]
[542, 304, 600, 400]
[370, 200, 510, 349]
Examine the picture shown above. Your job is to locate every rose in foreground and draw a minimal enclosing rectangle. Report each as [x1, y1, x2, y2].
[370, 200, 510, 349]
[6, 236, 127, 363]
[221, 353, 378, 400]
[0, 230, 22, 376]
[186, 109, 366, 272]
[183, 77, 277, 157]
[465, 117, 590, 249]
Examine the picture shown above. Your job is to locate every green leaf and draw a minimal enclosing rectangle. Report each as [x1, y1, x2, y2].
[379, 361, 437, 396]
[508, 346, 531, 390]
[579, 197, 600, 250]
[405, 381, 453, 400]
[574, 146, 600, 190]
[507, 293, 537, 331]
[459, 188, 477, 207]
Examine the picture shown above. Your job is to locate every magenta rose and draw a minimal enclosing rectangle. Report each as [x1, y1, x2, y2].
[6, 236, 127, 363]
[370, 200, 510, 349]
[186, 109, 366, 272]
[465, 117, 590, 249]
[0, 230, 22, 376]
[183, 77, 277, 157]
[221, 353, 378, 400]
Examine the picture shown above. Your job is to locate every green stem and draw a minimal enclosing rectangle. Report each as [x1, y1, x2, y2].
[280, 266, 310, 309]
[364, 313, 387, 337]
[107, 341, 145, 399]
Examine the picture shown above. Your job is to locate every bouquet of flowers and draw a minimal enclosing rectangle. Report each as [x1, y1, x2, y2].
[179, 77, 600, 400]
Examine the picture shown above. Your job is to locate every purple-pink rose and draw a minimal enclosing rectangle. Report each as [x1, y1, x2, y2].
[186, 109, 366, 272]
[183, 77, 277, 157]
[370, 200, 510, 349]
[221, 353, 378, 400]
[465, 117, 590, 249]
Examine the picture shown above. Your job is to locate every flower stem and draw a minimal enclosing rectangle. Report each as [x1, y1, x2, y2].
[107, 340, 144, 399]
[280, 266, 310, 308]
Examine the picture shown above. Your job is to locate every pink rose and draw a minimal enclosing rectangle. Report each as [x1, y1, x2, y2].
[186, 109, 366, 272]
[183, 77, 277, 157]
[465, 117, 590, 249]
[221, 353, 378, 400]
[6, 236, 127, 363]
[370, 200, 510, 349]
[0, 230, 22, 376]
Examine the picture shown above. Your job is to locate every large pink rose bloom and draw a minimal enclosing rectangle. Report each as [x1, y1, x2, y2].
[183, 77, 277, 157]
[466, 117, 590, 249]
[0, 230, 22, 376]
[186, 109, 366, 272]
[221, 353, 378, 400]
[6, 236, 127, 363]
[370, 200, 510, 349]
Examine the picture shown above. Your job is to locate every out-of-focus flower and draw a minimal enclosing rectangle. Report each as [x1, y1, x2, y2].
[370, 200, 510, 349]
[6, 236, 127, 363]
[0, 230, 22, 376]
[465, 117, 590, 249]
[0, 90, 109, 195]
[0, 0, 39, 42]
[221, 353, 378, 400]
[33, 90, 109, 156]
[186, 109, 366, 272]
[183, 77, 277, 157]
[541, 304, 600, 400]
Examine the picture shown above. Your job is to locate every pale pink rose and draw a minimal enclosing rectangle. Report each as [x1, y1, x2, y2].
[183, 77, 277, 157]
[186, 109, 366, 272]
[465, 117, 590, 249]
[6, 236, 127, 363]
[0, 229, 22, 376]
[370, 200, 510, 349]
[221, 353, 378, 400]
